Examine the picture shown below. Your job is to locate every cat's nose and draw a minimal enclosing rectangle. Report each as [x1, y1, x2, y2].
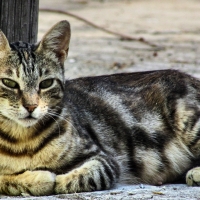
[24, 104, 38, 113]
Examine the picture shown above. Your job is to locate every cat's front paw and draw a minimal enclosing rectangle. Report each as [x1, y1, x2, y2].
[21, 170, 56, 196]
[0, 170, 56, 196]
[186, 167, 200, 186]
[55, 173, 86, 194]
[55, 174, 72, 194]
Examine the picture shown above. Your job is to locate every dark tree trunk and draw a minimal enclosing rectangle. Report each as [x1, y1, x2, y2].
[0, 0, 39, 44]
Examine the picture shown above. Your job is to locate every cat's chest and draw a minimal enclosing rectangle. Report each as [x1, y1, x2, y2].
[0, 127, 92, 175]
[0, 146, 62, 175]
[0, 133, 74, 175]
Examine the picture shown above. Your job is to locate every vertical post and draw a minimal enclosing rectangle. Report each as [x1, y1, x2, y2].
[0, 0, 39, 44]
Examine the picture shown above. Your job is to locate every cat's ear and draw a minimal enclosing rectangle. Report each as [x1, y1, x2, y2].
[0, 30, 11, 58]
[36, 20, 71, 64]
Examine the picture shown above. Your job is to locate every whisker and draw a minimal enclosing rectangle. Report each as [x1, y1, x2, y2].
[45, 113, 61, 136]
[47, 109, 78, 134]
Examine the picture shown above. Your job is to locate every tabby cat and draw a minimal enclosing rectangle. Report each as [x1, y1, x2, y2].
[0, 20, 199, 196]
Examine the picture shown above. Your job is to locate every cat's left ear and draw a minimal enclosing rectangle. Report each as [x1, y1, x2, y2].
[0, 30, 11, 58]
[36, 20, 71, 64]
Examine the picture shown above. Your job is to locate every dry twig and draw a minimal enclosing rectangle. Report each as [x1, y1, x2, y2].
[40, 7, 163, 49]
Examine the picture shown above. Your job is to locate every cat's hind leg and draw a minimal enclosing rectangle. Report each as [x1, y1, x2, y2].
[0, 171, 56, 196]
[186, 167, 200, 186]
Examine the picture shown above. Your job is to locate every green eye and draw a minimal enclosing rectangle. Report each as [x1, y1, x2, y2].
[40, 79, 54, 89]
[2, 79, 18, 89]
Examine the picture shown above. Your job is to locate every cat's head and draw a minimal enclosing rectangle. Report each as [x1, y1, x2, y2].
[0, 20, 70, 128]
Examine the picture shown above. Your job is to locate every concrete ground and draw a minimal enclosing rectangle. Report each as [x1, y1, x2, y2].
[2, 0, 200, 199]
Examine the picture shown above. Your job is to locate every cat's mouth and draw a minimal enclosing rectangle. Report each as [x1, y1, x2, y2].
[20, 114, 37, 120]
[18, 115, 38, 127]
[25, 115, 36, 119]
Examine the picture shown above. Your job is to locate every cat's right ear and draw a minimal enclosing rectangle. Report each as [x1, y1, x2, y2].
[36, 20, 71, 64]
[0, 30, 11, 58]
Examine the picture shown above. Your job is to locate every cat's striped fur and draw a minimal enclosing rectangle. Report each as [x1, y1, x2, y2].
[0, 20, 199, 196]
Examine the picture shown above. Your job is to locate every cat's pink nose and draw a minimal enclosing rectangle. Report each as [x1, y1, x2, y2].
[24, 104, 38, 113]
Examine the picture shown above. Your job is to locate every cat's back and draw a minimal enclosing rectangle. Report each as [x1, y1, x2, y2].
[64, 69, 200, 102]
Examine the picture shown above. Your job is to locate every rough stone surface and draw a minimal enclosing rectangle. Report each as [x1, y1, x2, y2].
[3, 0, 200, 199]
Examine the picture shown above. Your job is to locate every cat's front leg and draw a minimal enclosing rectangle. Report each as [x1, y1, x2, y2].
[186, 167, 200, 186]
[0, 170, 56, 196]
[55, 156, 119, 194]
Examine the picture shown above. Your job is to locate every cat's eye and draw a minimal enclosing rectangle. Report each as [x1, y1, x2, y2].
[40, 79, 54, 89]
[2, 78, 19, 89]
